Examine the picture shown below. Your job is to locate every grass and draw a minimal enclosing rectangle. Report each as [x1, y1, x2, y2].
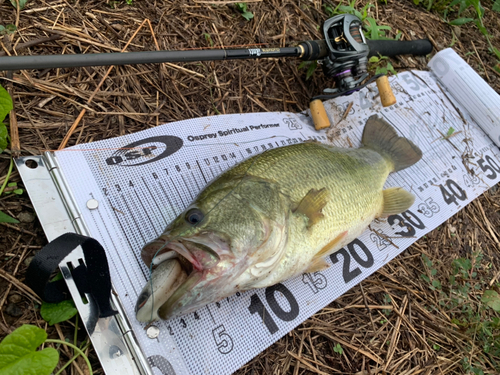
[419, 249, 500, 373]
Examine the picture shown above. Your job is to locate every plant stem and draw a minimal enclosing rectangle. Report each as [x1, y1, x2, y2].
[53, 342, 90, 375]
[45, 339, 93, 375]
[0, 158, 13, 196]
[74, 314, 79, 347]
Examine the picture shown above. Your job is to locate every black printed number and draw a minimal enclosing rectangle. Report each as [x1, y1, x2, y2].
[248, 283, 299, 335]
[212, 325, 234, 354]
[330, 239, 373, 283]
[440, 179, 467, 206]
[478, 155, 500, 180]
[388, 209, 425, 237]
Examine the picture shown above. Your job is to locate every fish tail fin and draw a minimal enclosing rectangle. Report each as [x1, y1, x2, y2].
[362, 115, 422, 172]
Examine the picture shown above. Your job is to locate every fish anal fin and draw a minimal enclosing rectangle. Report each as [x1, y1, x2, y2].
[314, 231, 348, 260]
[305, 258, 330, 273]
[294, 188, 329, 228]
[380, 187, 415, 217]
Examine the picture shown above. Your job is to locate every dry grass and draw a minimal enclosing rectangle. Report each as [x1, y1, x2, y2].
[0, 0, 499, 374]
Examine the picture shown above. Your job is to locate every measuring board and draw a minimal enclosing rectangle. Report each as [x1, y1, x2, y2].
[17, 48, 500, 375]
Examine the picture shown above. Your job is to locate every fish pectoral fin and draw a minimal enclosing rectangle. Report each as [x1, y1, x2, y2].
[314, 231, 348, 260]
[380, 187, 415, 217]
[305, 258, 330, 273]
[293, 188, 329, 228]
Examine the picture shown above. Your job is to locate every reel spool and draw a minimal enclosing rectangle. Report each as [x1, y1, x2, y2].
[321, 14, 370, 94]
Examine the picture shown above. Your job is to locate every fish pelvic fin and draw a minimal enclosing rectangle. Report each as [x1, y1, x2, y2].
[362, 115, 422, 172]
[314, 231, 348, 260]
[305, 258, 330, 273]
[380, 187, 415, 217]
[293, 188, 329, 228]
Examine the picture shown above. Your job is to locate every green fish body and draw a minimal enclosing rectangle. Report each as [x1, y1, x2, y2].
[135, 115, 422, 322]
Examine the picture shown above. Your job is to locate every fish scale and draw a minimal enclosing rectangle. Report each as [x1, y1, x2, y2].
[136, 115, 422, 321]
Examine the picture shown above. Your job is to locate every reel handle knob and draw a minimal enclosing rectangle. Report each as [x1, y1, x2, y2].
[310, 99, 331, 130]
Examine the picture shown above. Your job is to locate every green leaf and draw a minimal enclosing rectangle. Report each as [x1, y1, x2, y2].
[9, 0, 29, 10]
[241, 11, 254, 20]
[482, 290, 500, 311]
[0, 210, 19, 223]
[333, 343, 343, 354]
[369, 56, 380, 63]
[0, 325, 59, 375]
[306, 61, 317, 80]
[474, 19, 489, 36]
[453, 258, 472, 272]
[421, 274, 430, 283]
[40, 300, 78, 325]
[0, 123, 8, 152]
[490, 47, 500, 60]
[235, 2, 247, 12]
[449, 18, 474, 25]
[493, 0, 500, 12]
[0, 84, 13, 124]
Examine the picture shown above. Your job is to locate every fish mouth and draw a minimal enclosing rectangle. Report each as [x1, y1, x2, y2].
[135, 237, 222, 322]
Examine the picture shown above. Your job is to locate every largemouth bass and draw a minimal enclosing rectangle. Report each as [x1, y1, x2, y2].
[135, 115, 422, 322]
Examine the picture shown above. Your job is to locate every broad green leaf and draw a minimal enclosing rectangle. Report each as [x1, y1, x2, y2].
[369, 56, 380, 63]
[235, 2, 247, 12]
[40, 299, 78, 325]
[0, 325, 59, 375]
[241, 11, 254, 20]
[9, 0, 29, 10]
[0, 84, 13, 124]
[0, 210, 19, 223]
[447, 126, 455, 136]
[482, 290, 500, 311]
[449, 18, 474, 25]
[493, 0, 500, 12]
[0, 123, 8, 152]
[453, 257, 472, 271]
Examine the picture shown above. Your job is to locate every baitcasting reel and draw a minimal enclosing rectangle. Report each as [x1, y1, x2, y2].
[0, 14, 432, 101]
[322, 14, 370, 94]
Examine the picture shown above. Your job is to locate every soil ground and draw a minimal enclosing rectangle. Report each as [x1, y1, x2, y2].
[1, 0, 500, 374]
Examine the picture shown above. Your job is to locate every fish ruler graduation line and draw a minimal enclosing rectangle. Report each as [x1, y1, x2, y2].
[16, 48, 500, 375]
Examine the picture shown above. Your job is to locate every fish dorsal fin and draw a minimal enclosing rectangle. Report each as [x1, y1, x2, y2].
[380, 187, 415, 217]
[305, 258, 330, 273]
[362, 115, 422, 172]
[293, 188, 329, 228]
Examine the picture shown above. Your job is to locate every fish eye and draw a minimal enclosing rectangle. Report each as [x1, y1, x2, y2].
[185, 208, 204, 225]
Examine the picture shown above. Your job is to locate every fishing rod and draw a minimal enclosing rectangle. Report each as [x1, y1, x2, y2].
[0, 14, 431, 75]
[0, 14, 432, 127]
